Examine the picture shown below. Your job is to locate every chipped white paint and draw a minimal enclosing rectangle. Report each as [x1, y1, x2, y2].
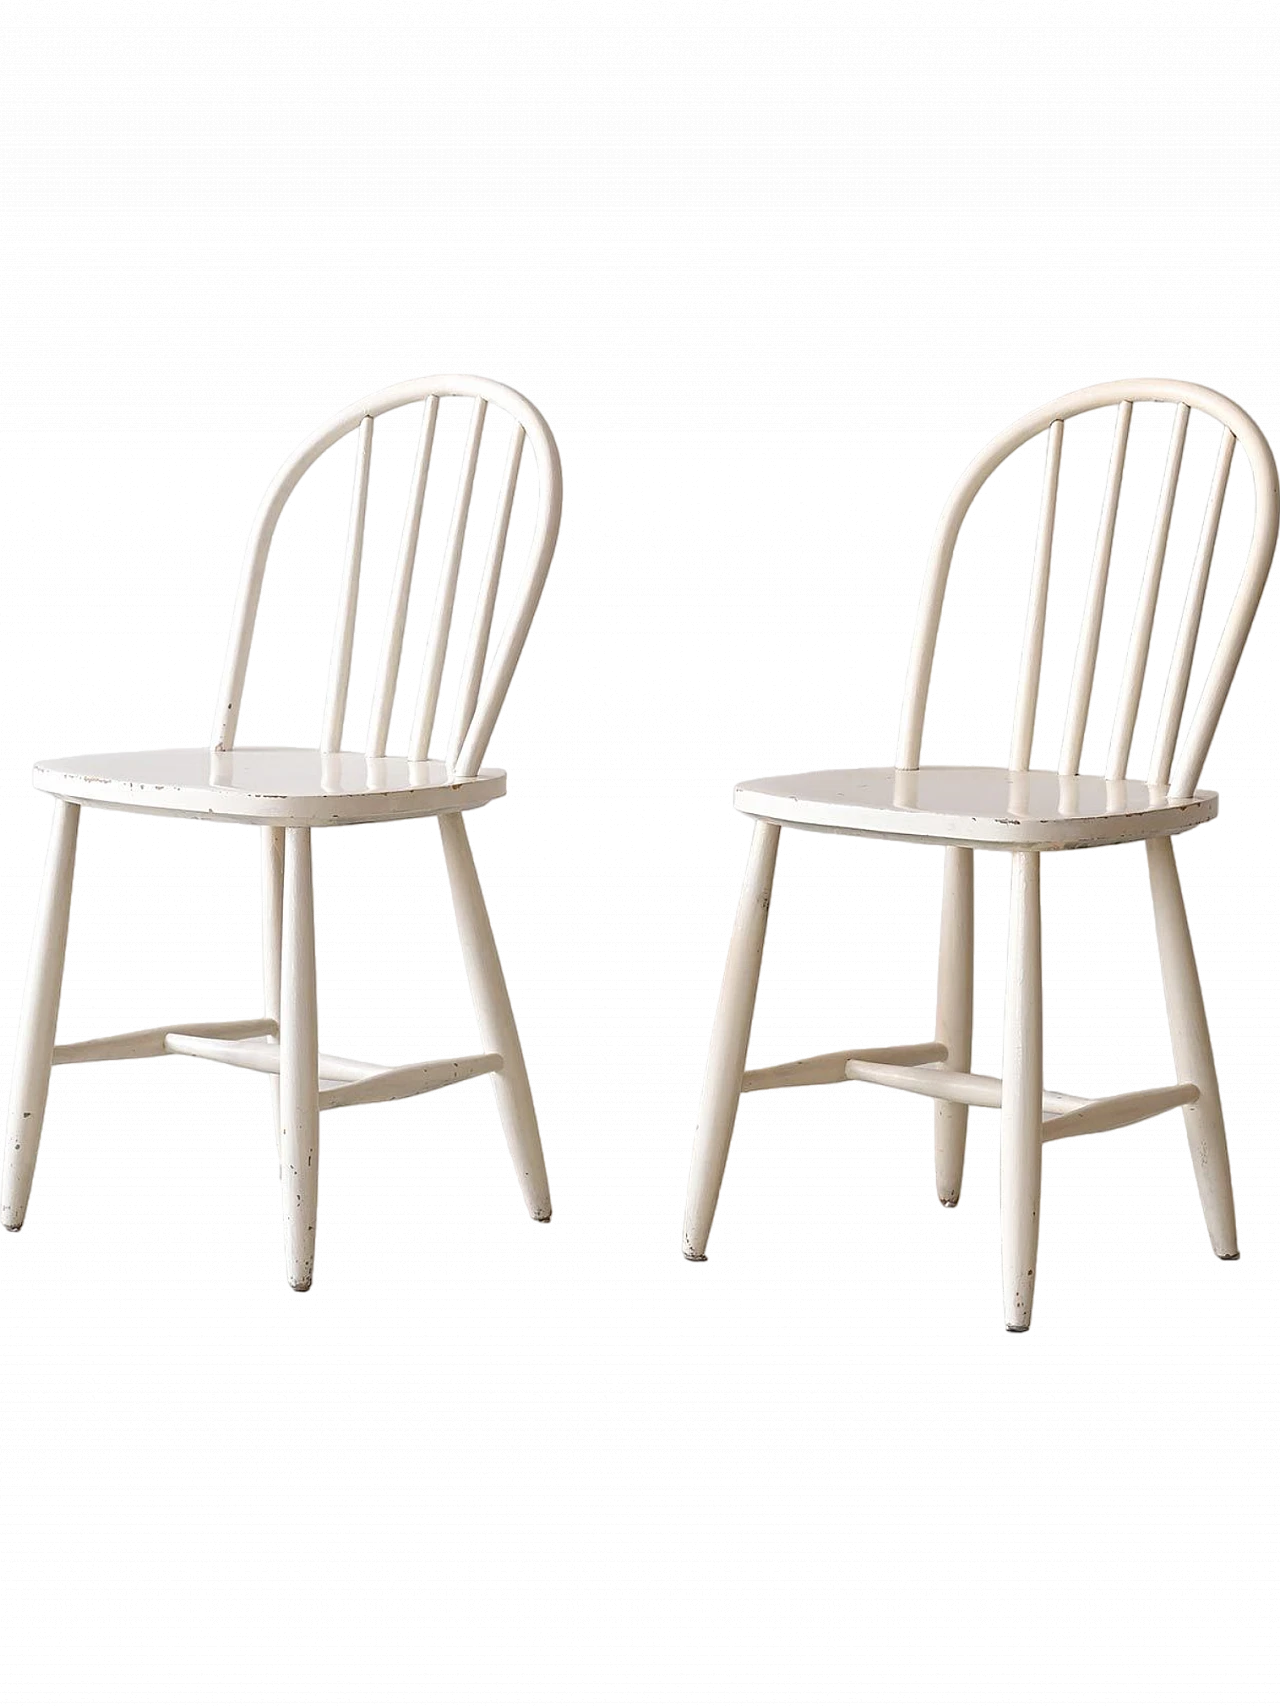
[320, 1053, 503, 1113]
[4, 375, 562, 1288]
[279, 827, 320, 1290]
[32, 749, 507, 828]
[732, 765, 1216, 851]
[684, 378, 1278, 1331]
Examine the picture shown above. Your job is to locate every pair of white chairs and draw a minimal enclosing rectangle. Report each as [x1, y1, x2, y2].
[4, 375, 1275, 1331]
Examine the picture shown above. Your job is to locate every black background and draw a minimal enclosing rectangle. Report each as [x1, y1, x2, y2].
[2, 343, 1276, 1693]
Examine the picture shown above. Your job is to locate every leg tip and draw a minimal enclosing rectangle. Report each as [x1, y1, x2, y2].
[3, 1215, 25, 1233]
[533, 1211, 552, 1224]
[1217, 1250, 1241, 1262]
[288, 1277, 313, 1293]
[939, 1197, 960, 1209]
[683, 1250, 708, 1263]
[1005, 1323, 1031, 1334]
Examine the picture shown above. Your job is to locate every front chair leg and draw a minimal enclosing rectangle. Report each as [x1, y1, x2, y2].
[2, 800, 81, 1231]
[1000, 850, 1044, 1332]
[934, 845, 974, 1206]
[683, 819, 781, 1260]
[438, 811, 552, 1223]
[1146, 835, 1238, 1259]
[279, 827, 320, 1291]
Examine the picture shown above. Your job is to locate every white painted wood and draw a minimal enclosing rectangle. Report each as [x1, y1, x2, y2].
[1149, 430, 1236, 788]
[1107, 404, 1191, 780]
[2, 801, 80, 1230]
[743, 1041, 944, 1093]
[734, 765, 1216, 851]
[320, 1053, 502, 1112]
[409, 398, 488, 763]
[279, 828, 320, 1290]
[934, 845, 974, 1205]
[448, 423, 525, 771]
[163, 1032, 374, 1082]
[367, 396, 439, 758]
[438, 811, 551, 1221]
[1060, 401, 1132, 776]
[1040, 1083, 1198, 1143]
[1009, 420, 1063, 772]
[262, 825, 285, 1148]
[1000, 851, 1043, 1333]
[696, 378, 1275, 1327]
[897, 379, 1277, 787]
[321, 414, 374, 753]
[8, 375, 564, 1288]
[843, 1060, 1082, 1115]
[34, 748, 507, 827]
[54, 1016, 277, 1065]
[1146, 836, 1238, 1257]
[682, 820, 780, 1260]
[214, 376, 561, 767]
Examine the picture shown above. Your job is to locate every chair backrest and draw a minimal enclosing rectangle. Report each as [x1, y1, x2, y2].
[897, 379, 1279, 798]
[213, 374, 562, 779]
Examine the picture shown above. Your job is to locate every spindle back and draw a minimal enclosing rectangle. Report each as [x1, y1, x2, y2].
[213, 375, 562, 779]
[897, 380, 1279, 798]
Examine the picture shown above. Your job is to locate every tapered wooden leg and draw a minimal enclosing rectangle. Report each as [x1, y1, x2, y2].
[2, 801, 81, 1231]
[279, 827, 319, 1291]
[683, 819, 780, 1260]
[1146, 835, 1237, 1259]
[257, 829, 285, 1140]
[935, 845, 974, 1207]
[438, 811, 551, 1222]
[1000, 850, 1043, 1332]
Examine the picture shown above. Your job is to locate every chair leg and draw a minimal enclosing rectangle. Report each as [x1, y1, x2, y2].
[279, 827, 320, 1291]
[683, 819, 781, 1260]
[1146, 835, 1238, 1259]
[262, 827, 285, 1158]
[1000, 850, 1043, 1332]
[2, 800, 81, 1231]
[934, 845, 974, 1207]
[438, 811, 552, 1223]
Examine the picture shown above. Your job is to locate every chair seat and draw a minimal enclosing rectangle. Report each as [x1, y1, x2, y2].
[33, 747, 506, 828]
[733, 765, 1217, 851]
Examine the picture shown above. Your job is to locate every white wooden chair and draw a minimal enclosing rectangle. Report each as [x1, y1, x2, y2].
[683, 379, 1278, 1331]
[2, 375, 562, 1289]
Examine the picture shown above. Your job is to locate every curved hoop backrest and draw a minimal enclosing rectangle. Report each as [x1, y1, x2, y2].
[213, 374, 563, 779]
[897, 379, 1279, 797]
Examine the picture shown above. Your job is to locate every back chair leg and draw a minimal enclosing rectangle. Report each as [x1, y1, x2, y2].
[683, 820, 781, 1261]
[1146, 835, 1238, 1259]
[262, 827, 285, 1159]
[438, 811, 552, 1223]
[279, 827, 320, 1290]
[1001, 850, 1044, 1332]
[934, 846, 974, 1207]
[3, 800, 81, 1232]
